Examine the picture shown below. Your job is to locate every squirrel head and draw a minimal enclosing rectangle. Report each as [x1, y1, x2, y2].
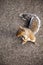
[16, 26, 25, 37]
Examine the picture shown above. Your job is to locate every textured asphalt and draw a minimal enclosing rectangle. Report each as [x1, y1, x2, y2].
[0, 0, 43, 65]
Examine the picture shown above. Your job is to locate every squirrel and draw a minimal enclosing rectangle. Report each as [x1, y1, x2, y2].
[16, 13, 41, 44]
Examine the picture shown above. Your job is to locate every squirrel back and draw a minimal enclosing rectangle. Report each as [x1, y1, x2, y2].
[19, 13, 41, 35]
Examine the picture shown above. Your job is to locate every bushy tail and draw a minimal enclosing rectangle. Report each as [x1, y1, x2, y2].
[19, 13, 41, 35]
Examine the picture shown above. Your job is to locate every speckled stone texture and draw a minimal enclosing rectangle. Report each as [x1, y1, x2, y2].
[0, 0, 43, 65]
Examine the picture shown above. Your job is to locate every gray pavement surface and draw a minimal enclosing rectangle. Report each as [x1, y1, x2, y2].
[0, 0, 43, 65]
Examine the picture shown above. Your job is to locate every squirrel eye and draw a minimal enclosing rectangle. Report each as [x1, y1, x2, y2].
[22, 36, 25, 39]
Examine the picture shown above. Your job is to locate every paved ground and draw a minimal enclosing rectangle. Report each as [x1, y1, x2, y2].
[0, 0, 43, 65]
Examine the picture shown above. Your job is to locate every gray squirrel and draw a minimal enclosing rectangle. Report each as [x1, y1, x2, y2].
[16, 13, 41, 44]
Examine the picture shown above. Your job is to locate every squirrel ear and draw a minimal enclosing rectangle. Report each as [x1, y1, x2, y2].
[19, 26, 25, 31]
[19, 26, 23, 29]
